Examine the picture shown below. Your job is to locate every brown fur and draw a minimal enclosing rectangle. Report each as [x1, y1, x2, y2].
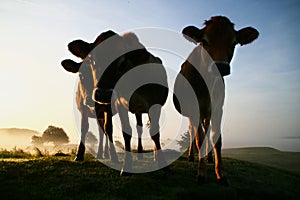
[93, 31, 169, 174]
[174, 16, 259, 184]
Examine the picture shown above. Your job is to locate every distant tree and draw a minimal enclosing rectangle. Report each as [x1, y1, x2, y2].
[31, 135, 43, 146]
[42, 125, 69, 146]
[86, 131, 98, 147]
[177, 130, 194, 153]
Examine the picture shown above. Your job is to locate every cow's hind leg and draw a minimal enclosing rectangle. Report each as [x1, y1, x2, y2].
[103, 111, 118, 163]
[149, 105, 168, 171]
[136, 113, 143, 160]
[96, 117, 110, 159]
[97, 118, 105, 159]
[203, 119, 213, 163]
[98, 111, 110, 159]
[104, 134, 109, 159]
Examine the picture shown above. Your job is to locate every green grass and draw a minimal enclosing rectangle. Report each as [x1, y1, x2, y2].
[0, 150, 299, 200]
[0, 147, 34, 159]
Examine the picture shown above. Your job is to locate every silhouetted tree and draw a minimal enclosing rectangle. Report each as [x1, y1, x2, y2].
[177, 130, 192, 152]
[31, 135, 43, 146]
[42, 125, 69, 146]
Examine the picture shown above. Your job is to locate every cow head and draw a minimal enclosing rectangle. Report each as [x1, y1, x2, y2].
[62, 30, 125, 106]
[182, 16, 259, 76]
[91, 32, 144, 99]
[61, 57, 95, 107]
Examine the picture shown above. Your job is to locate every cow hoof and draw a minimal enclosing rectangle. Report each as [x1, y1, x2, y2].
[217, 177, 230, 186]
[74, 156, 84, 161]
[188, 156, 194, 162]
[197, 175, 207, 185]
[120, 170, 132, 176]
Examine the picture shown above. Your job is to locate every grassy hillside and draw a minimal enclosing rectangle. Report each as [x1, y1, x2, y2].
[223, 147, 300, 173]
[0, 149, 299, 200]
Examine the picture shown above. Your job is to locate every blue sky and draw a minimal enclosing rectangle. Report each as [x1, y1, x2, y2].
[0, 0, 299, 151]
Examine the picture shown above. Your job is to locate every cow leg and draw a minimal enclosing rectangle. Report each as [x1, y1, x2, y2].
[104, 133, 109, 159]
[206, 144, 213, 163]
[99, 112, 109, 159]
[135, 113, 143, 160]
[97, 118, 105, 159]
[119, 108, 132, 176]
[149, 105, 168, 171]
[188, 122, 195, 162]
[103, 111, 118, 163]
[75, 113, 88, 161]
[203, 119, 213, 163]
[192, 118, 207, 184]
[211, 107, 228, 186]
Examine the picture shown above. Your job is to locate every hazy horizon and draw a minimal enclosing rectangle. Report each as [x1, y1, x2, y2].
[1, 126, 299, 152]
[1, 1, 299, 152]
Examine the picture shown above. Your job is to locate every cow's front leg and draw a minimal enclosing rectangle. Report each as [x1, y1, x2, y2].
[118, 107, 132, 176]
[75, 113, 88, 161]
[211, 106, 229, 186]
[193, 119, 207, 184]
[188, 121, 195, 162]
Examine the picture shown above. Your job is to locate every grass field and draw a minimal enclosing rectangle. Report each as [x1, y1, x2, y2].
[223, 147, 300, 173]
[0, 148, 299, 200]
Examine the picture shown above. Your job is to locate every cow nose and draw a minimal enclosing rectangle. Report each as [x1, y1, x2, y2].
[215, 61, 231, 76]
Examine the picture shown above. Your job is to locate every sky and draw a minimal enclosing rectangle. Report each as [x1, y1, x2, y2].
[0, 0, 299, 151]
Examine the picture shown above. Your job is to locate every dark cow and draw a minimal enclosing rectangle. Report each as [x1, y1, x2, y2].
[61, 32, 117, 162]
[173, 16, 259, 185]
[92, 31, 169, 175]
[61, 31, 149, 162]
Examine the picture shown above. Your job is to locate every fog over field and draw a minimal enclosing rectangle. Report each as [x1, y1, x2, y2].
[0, 128, 41, 149]
[0, 127, 177, 152]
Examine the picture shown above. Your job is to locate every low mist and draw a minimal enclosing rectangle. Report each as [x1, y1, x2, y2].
[0, 128, 40, 150]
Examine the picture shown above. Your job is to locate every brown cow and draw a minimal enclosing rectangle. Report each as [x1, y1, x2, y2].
[61, 31, 148, 162]
[92, 31, 169, 175]
[61, 40, 111, 161]
[173, 16, 259, 185]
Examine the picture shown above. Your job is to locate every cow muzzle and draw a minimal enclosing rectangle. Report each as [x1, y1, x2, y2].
[214, 61, 231, 76]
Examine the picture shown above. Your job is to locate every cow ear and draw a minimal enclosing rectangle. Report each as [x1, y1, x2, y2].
[61, 59, 81, 73]
[182, 26, 204, 44]
[93, 30, 117, 46]
[236, 27, 259, 46]
[68, 40, 93, 59]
